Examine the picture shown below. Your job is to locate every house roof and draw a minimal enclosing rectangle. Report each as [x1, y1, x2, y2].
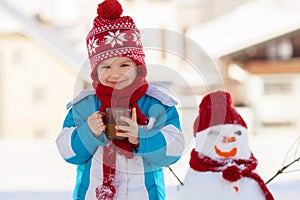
[187, 0, 300, 59]
[0, 0, 90, 82]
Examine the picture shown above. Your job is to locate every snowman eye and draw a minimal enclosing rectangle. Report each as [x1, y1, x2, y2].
[234, 130, 242, 136]
[208, 131, 219, 136]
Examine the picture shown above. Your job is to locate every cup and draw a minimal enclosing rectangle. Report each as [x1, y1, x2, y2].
[105, 107, 131, 140]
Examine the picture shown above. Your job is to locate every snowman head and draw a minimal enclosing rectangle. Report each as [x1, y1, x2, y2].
[195, 124, 251, 159]
[193, 91, 251, 160]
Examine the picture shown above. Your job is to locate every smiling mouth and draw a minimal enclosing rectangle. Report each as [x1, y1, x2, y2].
[110, 80, 126, 85]
[214, 146, 237, 158]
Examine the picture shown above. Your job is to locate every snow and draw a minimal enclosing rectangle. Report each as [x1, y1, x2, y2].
[0, 191, 72, 200]
[0, 128, 299, 199]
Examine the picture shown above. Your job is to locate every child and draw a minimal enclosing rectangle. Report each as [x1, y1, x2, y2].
[56, 0, 184, 200]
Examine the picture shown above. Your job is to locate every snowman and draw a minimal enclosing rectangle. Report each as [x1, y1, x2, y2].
[177, 91, 274, 200]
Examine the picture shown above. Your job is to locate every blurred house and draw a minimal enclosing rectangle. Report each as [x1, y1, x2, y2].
[123, 0, 253, 142]
[124, 0, 252, 94]
[188, 0, 300, 131]
[0, 1, 88, 138]
[224, 31, 300, 130]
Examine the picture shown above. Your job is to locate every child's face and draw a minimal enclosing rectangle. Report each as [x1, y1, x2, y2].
[97, 57, 137, 89]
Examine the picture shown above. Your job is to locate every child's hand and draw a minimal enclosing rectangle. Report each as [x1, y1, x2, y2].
[116, 107, 139, 145]
[88, 111, 106, 138]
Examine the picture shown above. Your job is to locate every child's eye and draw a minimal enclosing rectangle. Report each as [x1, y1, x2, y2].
[120, 64, 130, 67]
[100, 65, 110, 69]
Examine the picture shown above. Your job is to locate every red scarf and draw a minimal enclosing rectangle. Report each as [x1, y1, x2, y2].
[94, 75, 148, 200]
[189, 149, 274, 200]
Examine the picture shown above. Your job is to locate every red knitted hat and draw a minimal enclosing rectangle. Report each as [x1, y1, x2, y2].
[86, 0, 146, 72]
[193, 91, 247, 135]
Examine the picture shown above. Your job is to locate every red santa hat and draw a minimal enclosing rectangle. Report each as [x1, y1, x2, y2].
[193, 91, 247, 136]
[86, 0, 146, 79]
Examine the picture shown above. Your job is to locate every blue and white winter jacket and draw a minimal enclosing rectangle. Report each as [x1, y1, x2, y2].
[56, 85, 184, 200]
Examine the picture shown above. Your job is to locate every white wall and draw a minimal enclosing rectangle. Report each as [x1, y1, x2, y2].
[0, 34, 79, 138]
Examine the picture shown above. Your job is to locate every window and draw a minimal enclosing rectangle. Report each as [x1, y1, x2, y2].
[34, 127, 46, 138]
[33, 87, 47, 104]
[264, 82, 292, 95]
[12, 49, 23, 66]
[266, 39, 293, 61]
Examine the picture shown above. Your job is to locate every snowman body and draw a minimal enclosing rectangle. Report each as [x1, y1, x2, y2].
[177, 124, 267, 200]
[178, 169, 265, 200]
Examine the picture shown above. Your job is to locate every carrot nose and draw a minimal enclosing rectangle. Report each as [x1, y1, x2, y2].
[223, 136, 236, 143]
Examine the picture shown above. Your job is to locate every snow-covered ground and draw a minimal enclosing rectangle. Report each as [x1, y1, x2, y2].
[0, 127, 299, 199]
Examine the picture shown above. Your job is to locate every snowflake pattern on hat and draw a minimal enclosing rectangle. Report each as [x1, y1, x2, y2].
[88, 36, 99, 55]
[132, 31, 142, 46]
[104, 30, 127, 47]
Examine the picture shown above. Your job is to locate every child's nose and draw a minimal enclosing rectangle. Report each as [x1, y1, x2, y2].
[222, 136, 236, 143]
[110, 66, 123, 75]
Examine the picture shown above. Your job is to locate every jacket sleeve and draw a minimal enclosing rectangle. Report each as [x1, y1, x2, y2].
[134, 105, 184, 168]
[56, 108, 108, 165]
